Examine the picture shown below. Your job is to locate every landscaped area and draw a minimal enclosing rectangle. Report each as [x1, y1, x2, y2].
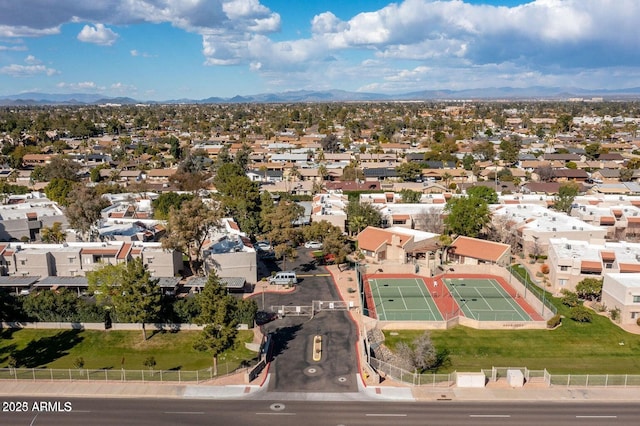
[384, 292, 640, 375]
[0, 329, 257, 372]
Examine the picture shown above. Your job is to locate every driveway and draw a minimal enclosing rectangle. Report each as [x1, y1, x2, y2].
[256, 249, 359, 393]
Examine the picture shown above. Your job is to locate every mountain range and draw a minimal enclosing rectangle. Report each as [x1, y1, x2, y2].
[2, 87, 640, 105]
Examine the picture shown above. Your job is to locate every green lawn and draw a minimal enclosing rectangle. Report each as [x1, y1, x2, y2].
[0, 328, 257, 372]
[384, 292, 640, 374]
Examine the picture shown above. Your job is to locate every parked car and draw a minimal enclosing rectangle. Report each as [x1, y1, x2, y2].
[304, 241, 323, 249]
[255, 311, 278, 326]
[255, 241, 272, 251]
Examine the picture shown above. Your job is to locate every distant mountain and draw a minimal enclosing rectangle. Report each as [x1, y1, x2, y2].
[3, 86, 640, 106]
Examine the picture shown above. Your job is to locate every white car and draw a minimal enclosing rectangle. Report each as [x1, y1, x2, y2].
[304, 241, 323, 249]
[255, 241, 271, 251]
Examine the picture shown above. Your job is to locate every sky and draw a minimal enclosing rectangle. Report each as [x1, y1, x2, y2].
[1, 0, 640, 101]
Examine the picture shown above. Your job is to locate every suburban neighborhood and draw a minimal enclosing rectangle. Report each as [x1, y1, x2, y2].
[2, 100, 640, 405]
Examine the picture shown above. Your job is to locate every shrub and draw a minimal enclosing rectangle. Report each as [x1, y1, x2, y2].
[561, 289, 579, 307]
[540, 264, 550, 274]
[547, 314, 562, 328]
[637, 317, 640, 327]
[569, 306, 593, 323]
[610, 307, 621, 322]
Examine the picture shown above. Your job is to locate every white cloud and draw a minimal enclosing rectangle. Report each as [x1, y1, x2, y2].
[0, 44, 27, 51]
[1, 1, 640, 92]
[0, 64, 57, 77]
[110, 82, 137, 94]
[56, 81, 103, 90]
[77, 23, 119, 46]
[24, 55, 41, 65]
[130, 49, 155, 58]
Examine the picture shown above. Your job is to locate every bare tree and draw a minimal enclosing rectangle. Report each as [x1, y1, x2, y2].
[487, 215, 518, 248]
[414, 207, 444, 234]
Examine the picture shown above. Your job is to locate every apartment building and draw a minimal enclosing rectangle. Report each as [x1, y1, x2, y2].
[0, 241, 182, 279]
[601, 273, 640, 326]
[547, 238, 640, 294]
[491, 204, 607, 257]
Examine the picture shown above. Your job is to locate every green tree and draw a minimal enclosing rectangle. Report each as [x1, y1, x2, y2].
[553, 181, 579, 213]
[561, 289, 579, 307]
[443, 195, 491, 238]
[65, 184, 111, 240]
[266, 200, 305, 269]
[87, 258, 161, 340]
[466, 186, 498, 204]
[21, 289, 80, 322]
[400, 189, 421, 203]
[162, 197, 221, 275]
[619, 168, 634, 182]
[585, 143, 601, 160]
[152, 192, 194, 220]
[499, 139, 519, 165]
[346, 201, 382, 236]
[395, 162, 422, 182]
[461, 154, 475, 171]
[40, 222, 66, 243]
[44, 178, 75, 206]
[576, 278, 603, 301]
[214, 163, 261, 235]
[193, 271, 239, 375]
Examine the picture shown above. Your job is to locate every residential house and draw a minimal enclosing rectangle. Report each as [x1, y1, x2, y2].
[448, 236, 511, 267]
[601, 273, 640, 326]
[356, 226, 440, 264]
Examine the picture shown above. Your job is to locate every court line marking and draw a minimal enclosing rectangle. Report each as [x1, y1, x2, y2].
[490, 278, 530, 321]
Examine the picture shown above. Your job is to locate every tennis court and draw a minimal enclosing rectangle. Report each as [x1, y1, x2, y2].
[441, 277, 532, 321]
[368, 278, 443, 321]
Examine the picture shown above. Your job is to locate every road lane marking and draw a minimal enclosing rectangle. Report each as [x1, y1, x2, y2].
[576, 416, 617, 419]
[469, 415, 511, 418]
[256, 413, 296, 416]
[164, 412, 205, 415]
[366, 414, 408, 417]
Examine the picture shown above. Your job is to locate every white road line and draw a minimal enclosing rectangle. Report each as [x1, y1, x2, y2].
[256, 413, 297, 416]
[164, 412, 205, 415]
[576, 415, 617, 419]
[469, 414, 511, 418]
[366, 413, 408, 417]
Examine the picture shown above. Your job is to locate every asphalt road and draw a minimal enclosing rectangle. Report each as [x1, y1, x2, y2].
[257, 250, 359, 394]
[2, 398, 639, 426]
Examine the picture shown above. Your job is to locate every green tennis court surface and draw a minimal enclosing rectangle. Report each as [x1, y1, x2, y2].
[442, 278, 532, 321]
[368, 278, 443, 321]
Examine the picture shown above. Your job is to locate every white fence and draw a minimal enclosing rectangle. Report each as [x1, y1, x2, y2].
[0, 364, 245, 383]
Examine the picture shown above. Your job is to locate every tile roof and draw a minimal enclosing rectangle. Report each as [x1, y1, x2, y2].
[356, 226, 412, 252]
[580, 260, 602, 272]
[450, 236, 510, 262]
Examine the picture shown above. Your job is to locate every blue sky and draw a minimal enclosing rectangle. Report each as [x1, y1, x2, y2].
[1, 0, 639, 101]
